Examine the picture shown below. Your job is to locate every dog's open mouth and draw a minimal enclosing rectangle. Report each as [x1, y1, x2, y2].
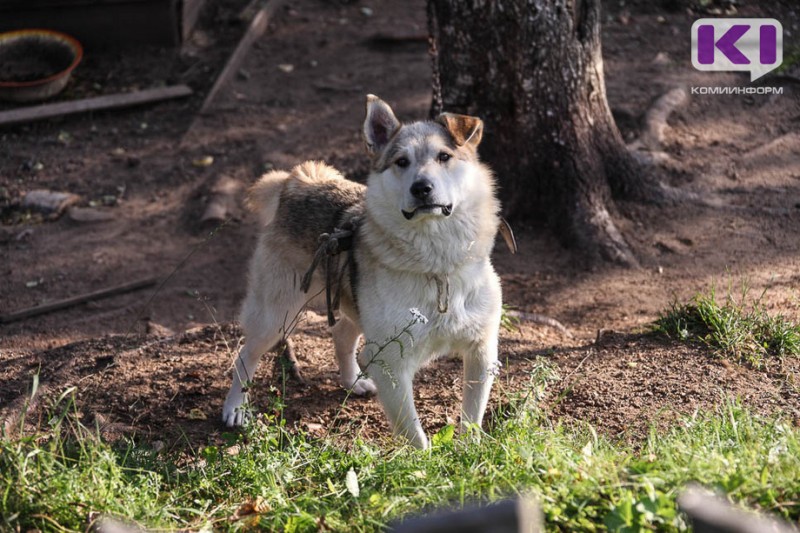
[402, 204, 453, 220]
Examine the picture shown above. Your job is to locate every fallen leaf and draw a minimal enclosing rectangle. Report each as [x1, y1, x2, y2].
[192, 156, 214, 167]
[188, 408, 207, 420]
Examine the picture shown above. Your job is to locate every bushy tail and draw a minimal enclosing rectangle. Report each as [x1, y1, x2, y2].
[246, 160, 344, 226]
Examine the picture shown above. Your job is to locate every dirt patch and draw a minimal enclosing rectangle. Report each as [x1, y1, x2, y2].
[2, 320, 797, 448]
[1, 0, 800, 448]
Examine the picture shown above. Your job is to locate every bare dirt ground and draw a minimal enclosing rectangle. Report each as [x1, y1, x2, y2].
[1, 0, 799, 448]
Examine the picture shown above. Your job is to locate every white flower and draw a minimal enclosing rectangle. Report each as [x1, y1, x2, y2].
[409, 308, 428, 324]
[489, 360, 503, 377]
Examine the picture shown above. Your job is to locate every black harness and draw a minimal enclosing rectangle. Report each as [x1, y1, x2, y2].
[300, 215, 361, 326]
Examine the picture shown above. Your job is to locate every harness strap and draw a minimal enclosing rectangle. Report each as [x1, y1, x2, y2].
[301, 216, 361, 326]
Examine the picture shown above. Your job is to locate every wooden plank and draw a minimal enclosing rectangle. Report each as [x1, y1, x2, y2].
[200, 0, 284, 113]
[0, 85, 192, 127]
[0, 277, 159, 324]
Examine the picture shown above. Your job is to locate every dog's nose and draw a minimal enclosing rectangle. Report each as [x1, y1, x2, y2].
[410, 179, 433, 200]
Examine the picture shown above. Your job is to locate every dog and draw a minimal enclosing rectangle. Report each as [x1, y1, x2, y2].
[222, 95, 503, 449]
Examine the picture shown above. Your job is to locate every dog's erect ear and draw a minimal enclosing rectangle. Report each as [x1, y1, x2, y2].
[363, 94, 400, 155]
[436, 113, 483, 148]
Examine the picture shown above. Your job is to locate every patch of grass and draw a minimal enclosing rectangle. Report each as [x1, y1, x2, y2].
[776, 44, 800, 75]
[2, 378, 800, 531]
[654, 282, 800, 367]
[500, 304, 521, 333]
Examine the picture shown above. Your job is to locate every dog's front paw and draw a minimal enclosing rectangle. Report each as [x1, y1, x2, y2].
[222, 390, 251, 427]
[344, 376, 377, 396]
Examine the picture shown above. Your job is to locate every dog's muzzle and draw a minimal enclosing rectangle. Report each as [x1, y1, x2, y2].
[402, 204, 453, 220]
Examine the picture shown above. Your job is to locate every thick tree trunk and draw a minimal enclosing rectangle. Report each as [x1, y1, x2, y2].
[428, 0, 644, 265]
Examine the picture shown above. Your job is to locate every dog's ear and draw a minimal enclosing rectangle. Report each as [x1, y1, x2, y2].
[363, 94, 400, 155]
[436, 113, 483, 148]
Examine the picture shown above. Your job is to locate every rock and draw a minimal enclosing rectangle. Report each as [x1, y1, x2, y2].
[22, 190, 80, 219]
[146, 321, 175, 338]
[68, 207, 115, 223]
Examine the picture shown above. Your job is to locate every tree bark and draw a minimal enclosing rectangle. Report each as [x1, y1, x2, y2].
[428, 0, 644, 266]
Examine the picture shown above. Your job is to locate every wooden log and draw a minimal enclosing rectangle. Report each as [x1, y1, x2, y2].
[0, 85, 193, 127]
[200, 176, 243, 225]
[0, 277, 159, 324]
[200, 0, 284, 113]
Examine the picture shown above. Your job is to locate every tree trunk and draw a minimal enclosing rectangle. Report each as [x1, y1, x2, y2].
[428, 0, 644, 266]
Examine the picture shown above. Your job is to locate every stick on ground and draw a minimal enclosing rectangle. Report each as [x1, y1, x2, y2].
[0, 277, 159, 324]
[0, 86, 193, 127]
[200, 0, 285, 113]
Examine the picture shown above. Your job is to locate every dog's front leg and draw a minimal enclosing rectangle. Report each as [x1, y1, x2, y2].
[360, 345, 428, 449]
[461, 335, 499, 433]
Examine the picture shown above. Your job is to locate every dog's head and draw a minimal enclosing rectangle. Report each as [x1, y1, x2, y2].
[362, 95, 492, 223]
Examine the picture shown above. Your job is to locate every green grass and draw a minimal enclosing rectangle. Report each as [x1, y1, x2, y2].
[2, 378, 800, 532]
[654, 283, 800, 368]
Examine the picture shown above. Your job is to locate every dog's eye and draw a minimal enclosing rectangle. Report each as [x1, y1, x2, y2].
[437, 152, 451, 163]
[395, 157, 410, 168]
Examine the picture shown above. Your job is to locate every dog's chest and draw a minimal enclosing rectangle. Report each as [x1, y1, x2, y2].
[356, 260, 500, 351]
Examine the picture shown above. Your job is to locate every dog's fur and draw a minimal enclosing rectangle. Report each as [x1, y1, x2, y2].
[222, 95, 503, 449]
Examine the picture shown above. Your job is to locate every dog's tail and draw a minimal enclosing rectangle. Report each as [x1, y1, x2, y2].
[246, 160, 344, 226]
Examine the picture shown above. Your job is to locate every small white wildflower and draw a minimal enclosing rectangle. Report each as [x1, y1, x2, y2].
[409, 308, 428, 324]
[489, 360, 503, 377]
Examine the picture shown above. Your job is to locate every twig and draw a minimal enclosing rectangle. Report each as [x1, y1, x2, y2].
[200, 0, 285, 113]
[0, 277, 159, 324]
[561, 350, 594, 384]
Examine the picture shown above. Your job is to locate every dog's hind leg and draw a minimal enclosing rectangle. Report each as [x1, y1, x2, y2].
[461, 335, 499, 434]
[222, 275, 308, 427]
[332, 317, 376, 396]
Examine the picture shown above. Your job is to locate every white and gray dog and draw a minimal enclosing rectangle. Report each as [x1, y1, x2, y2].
[222, 95, 503, 449]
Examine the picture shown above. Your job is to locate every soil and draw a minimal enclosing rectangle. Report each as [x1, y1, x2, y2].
[1, 0, 800, 450]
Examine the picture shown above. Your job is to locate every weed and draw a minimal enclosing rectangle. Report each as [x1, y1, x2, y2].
[500, 304, 520, 333]
[654, 282, 800, 367]
[3, 373, 798, 532]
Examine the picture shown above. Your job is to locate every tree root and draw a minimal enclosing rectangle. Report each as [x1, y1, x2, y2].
[589, 204, 640, 267]
[620, 86, 737, 209]
[627, 86, 687, 162]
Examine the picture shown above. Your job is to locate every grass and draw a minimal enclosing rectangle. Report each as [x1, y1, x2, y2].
[2, 374, 800, 532]
[654, 282, 800, 368]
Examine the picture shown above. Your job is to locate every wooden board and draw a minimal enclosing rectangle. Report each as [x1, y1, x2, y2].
[0, 85, 193, 127]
